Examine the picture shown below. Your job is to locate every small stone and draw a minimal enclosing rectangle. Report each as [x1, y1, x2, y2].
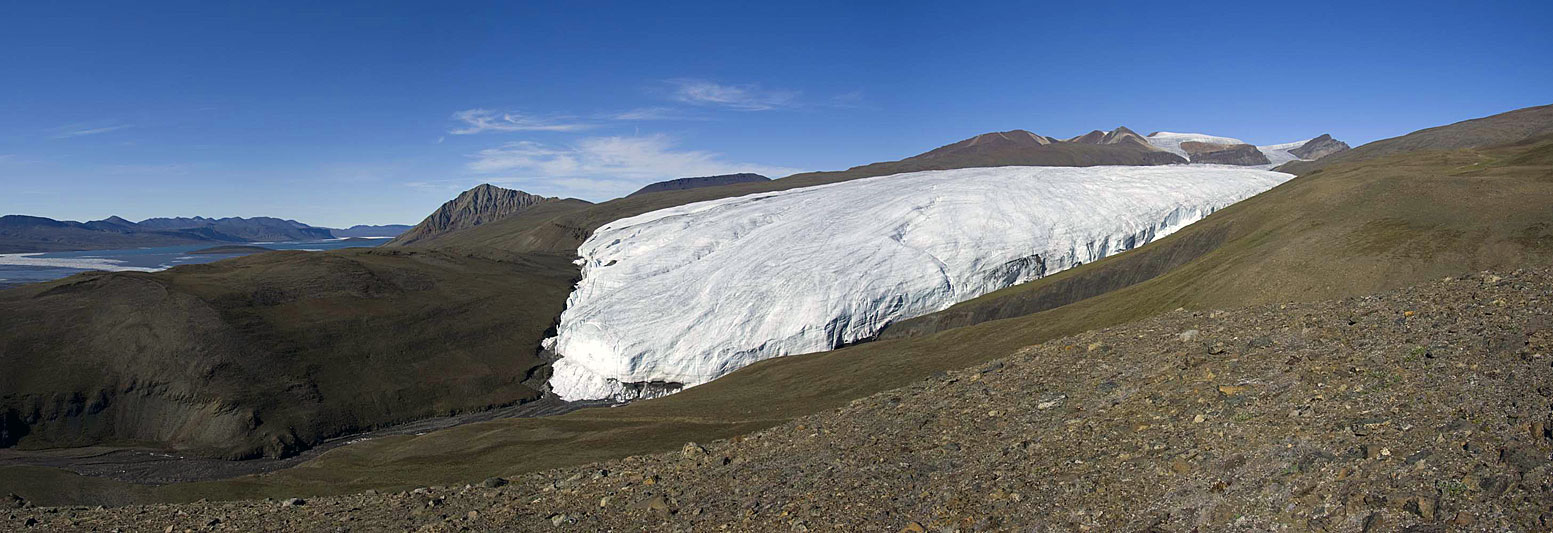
[1036, 395, 1065, 410]
[682, 442, 709, 459]
[1192, 414, 1206, 424]
[599, 496, 612, 508]
[1179, 330, 1200, 342]
[482, 477, 508, 488]
[901, 521, 927, 533]
[204, 518, 221, 527]
[1405, 496, 1436, 521]
[1362, 512, 1385, 532]
[1170, 458, 1192, 474]
[164, 526, 174, 533]
[426, 497, 443, 508]
[466, 510, 479, 520]
[281, 497, 305, 507]
[549, 513, 568, 526]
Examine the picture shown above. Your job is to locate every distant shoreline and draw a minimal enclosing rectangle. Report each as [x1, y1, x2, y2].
[189, 245, 274, 255]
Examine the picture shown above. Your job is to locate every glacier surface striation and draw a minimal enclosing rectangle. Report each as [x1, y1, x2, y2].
[549, 165, 1293, 400]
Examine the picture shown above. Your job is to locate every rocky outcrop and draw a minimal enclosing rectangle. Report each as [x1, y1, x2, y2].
[628, 174, 770, 197]
[1289, 133, 1351, 160]
[387, 185, 559, 247]
[1180, 141, 1272, 165]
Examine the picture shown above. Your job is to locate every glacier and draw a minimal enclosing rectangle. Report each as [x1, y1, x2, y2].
[548, 165, 1294, 401]
[1146, 131, 1310, 168]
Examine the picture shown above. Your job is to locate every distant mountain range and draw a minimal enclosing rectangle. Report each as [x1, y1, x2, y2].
[0, 215, 411, 253]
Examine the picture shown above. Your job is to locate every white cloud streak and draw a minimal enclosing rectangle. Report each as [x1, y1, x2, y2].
[607, 106, 706, 121]
[462, 135, 802, 199]
[50, 124, 132, 139]
[667, 79, 799, 111]
[449, 109, 594, 134]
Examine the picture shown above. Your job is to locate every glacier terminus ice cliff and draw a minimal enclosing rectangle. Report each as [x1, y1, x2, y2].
[547, 165, 1294, 401]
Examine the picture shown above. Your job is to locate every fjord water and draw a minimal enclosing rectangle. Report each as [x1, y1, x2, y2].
[0, 238, 390, 288]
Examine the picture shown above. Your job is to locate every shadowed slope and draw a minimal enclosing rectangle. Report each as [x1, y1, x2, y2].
[0, 248, 578, 460]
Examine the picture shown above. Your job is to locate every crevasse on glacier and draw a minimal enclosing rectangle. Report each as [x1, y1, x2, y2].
[548, 165, 1294, 401]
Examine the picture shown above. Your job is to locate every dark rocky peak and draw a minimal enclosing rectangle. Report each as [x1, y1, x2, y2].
[1290, 134, 1351, 160]
[387, 184, 561, 246]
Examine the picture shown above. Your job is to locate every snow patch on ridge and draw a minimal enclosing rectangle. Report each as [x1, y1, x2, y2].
[1145, 132, 1249, 157]
[548, 165, 1294, 401]
[1147, 132, 1316, 169]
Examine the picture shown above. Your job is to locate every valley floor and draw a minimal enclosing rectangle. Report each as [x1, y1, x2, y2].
[0, 396, 605, 486]
[6, 270, 1551, 532]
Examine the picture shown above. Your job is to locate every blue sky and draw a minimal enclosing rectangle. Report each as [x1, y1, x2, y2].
[1, 1, 1549, 227]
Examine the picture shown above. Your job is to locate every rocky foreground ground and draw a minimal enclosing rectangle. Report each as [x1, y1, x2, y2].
[6, 270, 1553, 532]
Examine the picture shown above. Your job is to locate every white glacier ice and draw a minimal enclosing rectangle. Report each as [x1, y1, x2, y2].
[548, 165, 1294, 401]
[1146, 132, 1315, 169]
[1145, 131, 1251, 158]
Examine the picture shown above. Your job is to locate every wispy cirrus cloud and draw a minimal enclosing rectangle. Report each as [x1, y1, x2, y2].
[606, 106, 707, 121]
[49, 123, 132, 139]
[449, 108, 594, 134]
[667, 79, 799, 111]
[459, 134, 802, 199]
[828, 90, 866, 108]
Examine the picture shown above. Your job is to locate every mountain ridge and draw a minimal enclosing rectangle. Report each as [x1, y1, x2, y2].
[628, 173, 771, 196]
[386, 184, 571, 247]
